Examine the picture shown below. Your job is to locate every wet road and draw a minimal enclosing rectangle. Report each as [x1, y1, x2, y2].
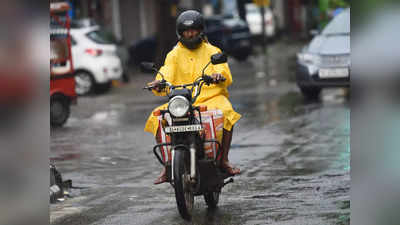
[50, 40, 350, 225]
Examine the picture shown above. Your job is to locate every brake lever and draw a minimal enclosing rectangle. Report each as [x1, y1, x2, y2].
[143, 86, 155, 91]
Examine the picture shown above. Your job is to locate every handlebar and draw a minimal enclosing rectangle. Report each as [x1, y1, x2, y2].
[143, 75, 226, 103]
[143, 75, 226, 90]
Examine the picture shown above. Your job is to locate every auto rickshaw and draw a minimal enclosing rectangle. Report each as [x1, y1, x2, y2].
[50, 2, 77, 127]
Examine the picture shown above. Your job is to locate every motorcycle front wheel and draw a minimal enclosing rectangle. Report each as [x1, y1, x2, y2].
[173, 149, 194, 220]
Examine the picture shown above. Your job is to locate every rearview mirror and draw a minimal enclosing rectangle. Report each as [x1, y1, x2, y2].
[211, 53, 227, 65]
[140, 62, 156, 73]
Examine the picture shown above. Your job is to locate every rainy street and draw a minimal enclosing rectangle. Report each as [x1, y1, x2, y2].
[50, 40, 350, 225]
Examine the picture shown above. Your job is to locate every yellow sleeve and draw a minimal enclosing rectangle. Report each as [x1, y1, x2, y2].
[207, 44, 233, 88]
[152, 49, 177, 96]
[213, 62, 233, 87]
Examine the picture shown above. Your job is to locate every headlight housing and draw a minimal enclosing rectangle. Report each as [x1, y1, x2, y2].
[168, 96, 190, 117]
[297, 53, 321, 65]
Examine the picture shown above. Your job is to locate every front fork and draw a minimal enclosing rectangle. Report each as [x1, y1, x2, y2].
[190, 144, 196, 179]
[171, 143, 196, 182]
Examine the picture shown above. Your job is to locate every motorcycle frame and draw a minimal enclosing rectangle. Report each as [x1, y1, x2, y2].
[152, 88, 223, 187]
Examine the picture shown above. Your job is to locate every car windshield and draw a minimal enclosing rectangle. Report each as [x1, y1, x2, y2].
[322, 9, 350, 36]
[86, 30, 115, 44]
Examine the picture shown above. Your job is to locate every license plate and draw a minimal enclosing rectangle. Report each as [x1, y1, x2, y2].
[319, 68, 349, 78]
[165, 125, 203, 133]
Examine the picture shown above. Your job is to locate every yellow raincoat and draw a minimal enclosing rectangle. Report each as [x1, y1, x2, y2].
[144, 41, 241, 136]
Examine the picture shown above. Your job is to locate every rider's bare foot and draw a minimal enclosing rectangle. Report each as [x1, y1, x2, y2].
[154, 168, 167, 185]
[221, 161, 240, 175]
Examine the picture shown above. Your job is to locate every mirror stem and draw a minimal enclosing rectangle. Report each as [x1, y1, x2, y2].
[153, 68, 166, 81]
[201, 61, 211, 77]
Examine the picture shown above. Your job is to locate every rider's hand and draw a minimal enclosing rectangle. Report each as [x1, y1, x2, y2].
[147, 80, 163, 92]
[211, 73, 225, 83]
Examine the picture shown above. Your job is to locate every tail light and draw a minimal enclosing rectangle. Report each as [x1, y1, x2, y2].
[85, 48, 102, 57]
[264, 16, 272, 25]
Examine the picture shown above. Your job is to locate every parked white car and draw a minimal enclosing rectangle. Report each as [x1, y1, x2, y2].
[70, 26, 122, 95]
[245, 3, 276, 38]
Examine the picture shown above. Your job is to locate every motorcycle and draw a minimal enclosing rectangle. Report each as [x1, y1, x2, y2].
[142, 53, 235, 220]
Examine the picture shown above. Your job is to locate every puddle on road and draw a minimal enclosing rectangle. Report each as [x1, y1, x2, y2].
[235, 91, 309, 127]
[236, 88, 349, 128]
[230, 88, 350, 225]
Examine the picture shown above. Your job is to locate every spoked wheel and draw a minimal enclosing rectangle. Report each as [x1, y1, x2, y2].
[204, 191, 220, 209]
[173, 150, 194, 220]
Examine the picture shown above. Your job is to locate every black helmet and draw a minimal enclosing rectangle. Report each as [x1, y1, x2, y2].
[176, 10, 205, 49]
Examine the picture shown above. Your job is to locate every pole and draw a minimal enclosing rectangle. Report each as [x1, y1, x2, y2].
[261, 5, 266, 53]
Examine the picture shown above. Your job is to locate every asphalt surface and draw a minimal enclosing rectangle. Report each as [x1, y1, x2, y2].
[50, 40, 350, 225]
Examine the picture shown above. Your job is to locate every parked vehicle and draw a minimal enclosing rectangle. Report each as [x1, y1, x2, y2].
[70, 25, 123, 95]
[142, 53, 235, 220]
[296, 8, 350, 99]
[50, 2, 77, 127]
[129, 36, 157, 66]
[205, 15, 253, 61]
[71, 18, 131, 82]
[129, 15, 253, 63]
[244, 3, 276, 38]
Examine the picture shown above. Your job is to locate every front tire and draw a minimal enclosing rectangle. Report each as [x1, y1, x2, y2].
[173, 150, 194, 220]
[50, 95, 70, 127]
[299, 86, 321, 100]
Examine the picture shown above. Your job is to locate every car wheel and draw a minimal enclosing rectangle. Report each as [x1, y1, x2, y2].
[300, 86, 322, 100]
[50, 95, 70, 127]
[75, 71, 95, 95]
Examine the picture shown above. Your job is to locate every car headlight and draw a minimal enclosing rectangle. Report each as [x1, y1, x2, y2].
[297, 53, 321, 65]
[168, 96, 190, 117]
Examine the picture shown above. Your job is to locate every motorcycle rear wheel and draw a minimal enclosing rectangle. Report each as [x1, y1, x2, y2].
[173, 149, 194, 220]
[204, 191, 220, 208]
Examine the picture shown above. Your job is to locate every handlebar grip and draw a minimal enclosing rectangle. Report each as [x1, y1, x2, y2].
[203, 75, 226, 84]
[143, 82, 167, 92]
[203, 75, 214, 84]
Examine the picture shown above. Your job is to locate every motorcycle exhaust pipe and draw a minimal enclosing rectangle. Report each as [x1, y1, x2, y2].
[190, 145, 196, 179]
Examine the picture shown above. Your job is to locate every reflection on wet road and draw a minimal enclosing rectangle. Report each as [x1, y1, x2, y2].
[50, 41, 349, 225]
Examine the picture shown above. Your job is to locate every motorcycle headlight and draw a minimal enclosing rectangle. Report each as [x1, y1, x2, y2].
[168, 96, 190, 117]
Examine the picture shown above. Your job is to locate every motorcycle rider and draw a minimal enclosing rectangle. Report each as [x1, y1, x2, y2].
[145, 10, 241, 184]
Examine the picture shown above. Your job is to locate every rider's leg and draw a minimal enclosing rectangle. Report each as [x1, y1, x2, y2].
[221, 126, 240, 175]
[154, 129, 167, 184]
